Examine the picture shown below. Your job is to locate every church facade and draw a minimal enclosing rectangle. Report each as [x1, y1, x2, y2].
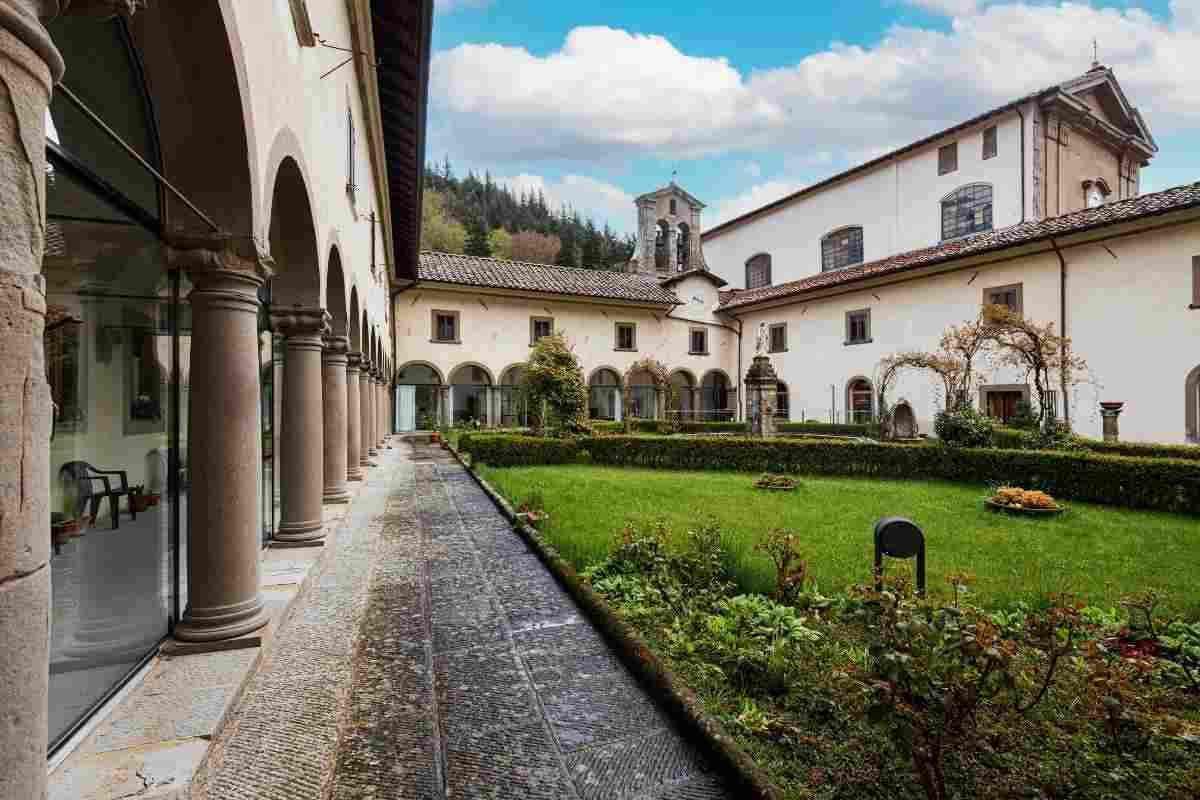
[398, 66, 1199, 445]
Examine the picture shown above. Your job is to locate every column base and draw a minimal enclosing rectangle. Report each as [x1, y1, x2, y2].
[172, 595, 268, 643]
[359, 456, 371, 467]
[368, 446, 379, 456]
[347, 472, 364, 482]
[322, 487, 351, 504]
[274, 519, 325, 545]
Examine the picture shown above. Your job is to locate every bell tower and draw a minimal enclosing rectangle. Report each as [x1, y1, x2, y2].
[629, 182, 706, 276]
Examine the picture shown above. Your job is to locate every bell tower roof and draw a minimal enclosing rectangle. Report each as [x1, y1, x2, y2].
[635, 181, 706, 210]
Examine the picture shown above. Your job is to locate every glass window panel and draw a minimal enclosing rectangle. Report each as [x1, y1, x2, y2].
[941, 185, 993, 240]
[746, 254, 771, 289]
[821, 227, 863, 272]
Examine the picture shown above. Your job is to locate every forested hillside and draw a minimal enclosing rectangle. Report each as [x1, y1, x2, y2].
[421, 158, 635, 269]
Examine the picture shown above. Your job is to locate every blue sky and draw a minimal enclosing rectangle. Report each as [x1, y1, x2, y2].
[427, 1, 1199, 233]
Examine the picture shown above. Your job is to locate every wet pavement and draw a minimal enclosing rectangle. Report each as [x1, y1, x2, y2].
[199, 438, 730, 799]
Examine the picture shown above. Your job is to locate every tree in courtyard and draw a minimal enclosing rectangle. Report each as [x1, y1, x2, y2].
[982, 304, 1089, 430]
[938, 313, 994, 409]
[521, 332, 589, 434]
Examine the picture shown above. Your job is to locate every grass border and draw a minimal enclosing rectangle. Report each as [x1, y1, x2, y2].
[446, 442, 781, 800]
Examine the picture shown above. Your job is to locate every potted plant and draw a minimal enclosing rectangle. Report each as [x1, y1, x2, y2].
[754, 473, 798, 491]
[146, 490, 161, 507]
[129, 484, 150, 514]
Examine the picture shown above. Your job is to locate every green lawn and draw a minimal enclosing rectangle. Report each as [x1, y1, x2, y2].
[477, 464, 1200, 616]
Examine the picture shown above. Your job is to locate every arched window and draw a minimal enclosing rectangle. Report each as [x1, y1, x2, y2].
[820, 226, 863, 272]
[745, 253, 771, 290]
[941, 184, 993, 240]
[846, 378, 874, 424]
[589, 368, 622, 421]
[654, 220, 670, 271]
[677, 222, 690, 270]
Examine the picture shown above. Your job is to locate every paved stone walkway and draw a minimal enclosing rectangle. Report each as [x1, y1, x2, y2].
[200, 439, 730, 799]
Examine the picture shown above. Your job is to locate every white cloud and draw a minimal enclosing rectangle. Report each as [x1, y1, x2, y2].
[710, 180, 807, 227]
[495, 173, 636, 233]
[431, 4, 1200, 167]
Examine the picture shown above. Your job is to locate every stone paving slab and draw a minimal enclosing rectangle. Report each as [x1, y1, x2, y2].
[198, 439, 729, 800]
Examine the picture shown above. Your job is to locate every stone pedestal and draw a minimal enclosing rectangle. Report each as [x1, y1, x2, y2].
[744, 354, 780, 437]
[359, 359, 374, 464]
[167, 234, 270, 643]
[321, 335, 350, 503]
[346, 351, 363, 480]
[272, 307, 330, 544]
[1100, 401, 1124, 443]
[0, 8, 63, 792]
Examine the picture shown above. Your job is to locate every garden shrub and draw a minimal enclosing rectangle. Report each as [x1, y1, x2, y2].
[593, 419, 747, 436]
[581, 436, 1200, 513]
[1007, 399, 1040, 430]
[1073, 437, 1200, 462]
[457, 433, 583, 466]
[933, 405, 995, 447]
[777, 421, 878, 438]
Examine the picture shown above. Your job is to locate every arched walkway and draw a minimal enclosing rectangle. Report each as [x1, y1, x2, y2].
[701, 370, 734, 422]
[669, 369, 696, 420]
[396, 361, 443, 431]
[626, 367, 659, 419]
[449, 363, 493, 425]
[589, 367, 622, 421]
[498, 363, 528, 427]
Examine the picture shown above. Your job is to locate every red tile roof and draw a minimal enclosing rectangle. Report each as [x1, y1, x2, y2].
[718, 183, 1200, 311]
[417, 252, 681, 305]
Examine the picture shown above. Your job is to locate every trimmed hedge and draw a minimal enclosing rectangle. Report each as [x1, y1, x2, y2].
[992, 427, 1200, 461]
[457, 433, 583, 467]
[469, 434, 1199, 514]
[591, 420, 749, 435]
[777, 421, 878, 438]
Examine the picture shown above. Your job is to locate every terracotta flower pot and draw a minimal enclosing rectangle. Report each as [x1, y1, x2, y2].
[147, 494, 161, 507]
[130, 495, 150, 514]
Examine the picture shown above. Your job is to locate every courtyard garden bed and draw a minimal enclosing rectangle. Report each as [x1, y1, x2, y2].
[473, 462, 1200, 799]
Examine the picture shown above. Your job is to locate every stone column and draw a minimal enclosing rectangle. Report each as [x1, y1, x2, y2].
[345, 351, 363, 480]
[691, 387, 702, 421]
[666, 225, 679, 274]
[167, 234, 270, 643]
[0, 5, 63, 795]
[272, 307, 330, 545]
[321, 335, 350, 503]
[375, 371, 385, 445]
[359, 358, 374, 464]
[1100, 401, 1124, 443]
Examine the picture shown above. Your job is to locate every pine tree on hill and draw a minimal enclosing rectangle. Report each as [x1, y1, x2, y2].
[464, 213, 491, 258]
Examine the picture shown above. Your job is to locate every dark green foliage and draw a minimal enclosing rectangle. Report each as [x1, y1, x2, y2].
[933, 405, 995, 447]
[1074, 437, 1200, 462]
[463, 211, 491, 257]
[423, 159, 635, 270]
[777, 421, 878, 438]
[1007, 400, 1039, 430]
[474, 434, 1200, 513]
[593, 420, 748, 435]
[457, 433, 583, 466]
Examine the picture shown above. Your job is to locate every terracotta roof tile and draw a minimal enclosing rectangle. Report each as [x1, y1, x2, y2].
[719, 183, 1200, 311]
[418, 252, 680, 305]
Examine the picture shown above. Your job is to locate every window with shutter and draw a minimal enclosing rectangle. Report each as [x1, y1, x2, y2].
[769, 323, 787, 353]
[938, 142, 958, 175]
[845, 309, 871, 345]
[983, 283, 1023, 314]
[689, 329, 707, 355]
[615, 323, 637, 351]
[530, 317, 553, 344]
[982, 126, 997, 160]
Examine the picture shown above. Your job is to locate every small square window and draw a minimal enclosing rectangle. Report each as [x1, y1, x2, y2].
[669, 198, 677, 215]
[689, 328, 707, 355]
[768, 323, 787, 353]
[615, 322, 637, 351]
[982, 126, 997, 160]
[845, 309, 871, 345]
[938, 142, 958, 175]
[432, 310, 459, 343]
[530, 317, 554, 345]
[983, 283, 1023, 314]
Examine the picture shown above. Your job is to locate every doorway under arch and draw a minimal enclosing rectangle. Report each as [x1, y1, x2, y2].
[396, 362, 443, 431]
[498, 364, 528, 427]
[846, 377, 875, 424]
[449, 363, 493, 425]
[701, 370, 734, 422]
[589, 368, 622, 421]
[669, 369, 696, 420]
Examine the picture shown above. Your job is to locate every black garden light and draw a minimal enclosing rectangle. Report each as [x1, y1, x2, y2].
[873, 516, 926, 597]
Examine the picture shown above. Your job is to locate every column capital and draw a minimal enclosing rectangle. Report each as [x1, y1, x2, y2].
[360, 357, 372, 374]
[1, 2, 66, 83]
[322, 334, 349, 364]
[167, 231, 273, 279]
[346, 351, 362, 371]
[270, 306, 330, 340]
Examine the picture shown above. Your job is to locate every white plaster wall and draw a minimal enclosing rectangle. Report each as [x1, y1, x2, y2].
[729, 219, 1200, 444]
[702, 113, 1025, 290]
[1065, 223, 1200, 443]
[733, 255, 1062, 432]
[225, 0, 391, 353]
[393, 283, 734, 393]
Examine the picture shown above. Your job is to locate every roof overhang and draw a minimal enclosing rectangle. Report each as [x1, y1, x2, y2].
[369, 0, 434, 281]
[660, 269, 727, 288]
[396, 278, 681, 309]
[1041, 90, 1156, 163]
